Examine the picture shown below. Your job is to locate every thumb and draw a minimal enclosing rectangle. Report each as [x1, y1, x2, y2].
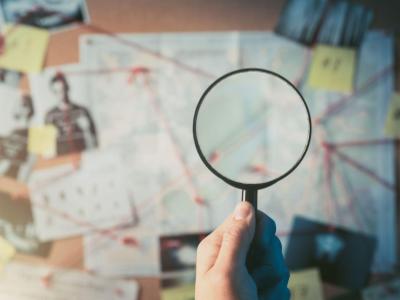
[215, 201, 255, 271]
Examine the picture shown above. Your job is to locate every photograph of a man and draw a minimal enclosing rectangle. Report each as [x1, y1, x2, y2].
[0, 93, 33, 179]
[45, 72, 98, 156]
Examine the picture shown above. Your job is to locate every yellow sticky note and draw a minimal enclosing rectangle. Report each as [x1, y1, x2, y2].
[28, 125, 57, 157]
[0, 236, 15, 269]
[308, 45, 356, 93]
[0, 24, 49, 73]
[161, 283, 195, 300]
[385, 93, 400, 138]
[288, 269, 324, 300]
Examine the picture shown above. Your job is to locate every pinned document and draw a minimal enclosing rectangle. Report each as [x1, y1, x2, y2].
[0, 24, 49, 73]
[288, 268, 324, 300]
[385, 93, 400, 138]
[308, 45, 356, 93]
[0, 236, 15, 270]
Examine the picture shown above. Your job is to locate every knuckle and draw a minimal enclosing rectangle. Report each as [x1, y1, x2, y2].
[226, 223, 246, 241]
[196, 238, 208, 254]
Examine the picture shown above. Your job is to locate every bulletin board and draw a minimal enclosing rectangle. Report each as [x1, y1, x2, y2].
[18, 1, 287, 299]
[9, 0, 400, 299]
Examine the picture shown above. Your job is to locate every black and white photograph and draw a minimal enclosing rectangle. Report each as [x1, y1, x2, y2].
[0, 0, 89, 31]
[0, 192, 51, 256]
[45, 72, 98, 155]
[285, 216, 377, 290]
[160, 232, 208, 273]
[0, 86, 35, 180]
[29, 64, 98, 156]
[160, 232, 205, 300]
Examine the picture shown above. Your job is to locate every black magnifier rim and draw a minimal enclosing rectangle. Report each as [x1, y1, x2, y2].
[193, 68, 312, 190]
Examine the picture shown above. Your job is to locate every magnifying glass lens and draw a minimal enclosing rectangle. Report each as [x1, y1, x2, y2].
[195, 70, 310, 186]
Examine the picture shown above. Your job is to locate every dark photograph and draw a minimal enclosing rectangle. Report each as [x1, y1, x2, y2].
[0, 92, 34, 180]
[160, 232, 208, 273]
[0, 192, 51, 256]
[285, 216, 377, 290]
[0, 0, 89, 31]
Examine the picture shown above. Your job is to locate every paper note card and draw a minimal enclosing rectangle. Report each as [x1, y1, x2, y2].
[28, 125, 57, 157]
[288, 268, 324, 300]
[0, 262, 140, 300]
[384, 93, 400, 138]
[29, 150, 133, 241]
[84, 228, 159, 277]
[308, 45, 356, 93]
[0, 237, 15, 269]
[0, 24, 49, 73]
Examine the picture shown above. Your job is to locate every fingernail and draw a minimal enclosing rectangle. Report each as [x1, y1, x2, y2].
[234, 202, 251, 220]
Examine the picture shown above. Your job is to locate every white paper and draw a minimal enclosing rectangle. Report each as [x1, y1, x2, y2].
[78, 31, 395, 273]
[80, 32, 240, 235]
[29, 149, 133, 241]
[0, 262, 139, 300]
[84, 227, 159, 277]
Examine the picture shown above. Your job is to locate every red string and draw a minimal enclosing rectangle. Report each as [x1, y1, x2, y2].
[83, 23, 215, 79]
[315, 65, 393, 124]
[331, 147, 395, 190]
[121, 236, 139, 247]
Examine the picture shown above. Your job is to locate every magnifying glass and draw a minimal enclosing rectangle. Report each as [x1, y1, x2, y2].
[193, 68, 312, 267]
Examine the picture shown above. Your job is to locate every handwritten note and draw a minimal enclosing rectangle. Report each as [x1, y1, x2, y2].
[28, 125, 57, 158]
[0, 24, 49, 73]
[0, 237, 15, 270]
[385, 93, 400, 138]
[308, 45, 356, 93]
[29, 150, 133, 241]
[288, 268, 324, 300]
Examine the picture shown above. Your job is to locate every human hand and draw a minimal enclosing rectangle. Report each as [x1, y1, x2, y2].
[195, 201, 290, 300]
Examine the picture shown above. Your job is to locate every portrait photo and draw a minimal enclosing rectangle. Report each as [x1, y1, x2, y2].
[29, 64, 98, 156]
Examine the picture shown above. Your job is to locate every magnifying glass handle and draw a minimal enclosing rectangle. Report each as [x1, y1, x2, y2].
[242, 189, 257, 273]
[242, 189, 257, 211]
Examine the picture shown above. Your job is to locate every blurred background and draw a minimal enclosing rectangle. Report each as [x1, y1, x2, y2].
[0, 0, 399, 299]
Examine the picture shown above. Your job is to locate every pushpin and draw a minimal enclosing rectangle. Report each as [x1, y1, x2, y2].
[114, 287, 125, 297]
[250, 164, 267, 175]
[121, 236, 139, 247]
[194, 196, 206, 205]
[208, 151, 220, 163]
[127, 66, 150, 84]
[40, 272, 53, 288]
